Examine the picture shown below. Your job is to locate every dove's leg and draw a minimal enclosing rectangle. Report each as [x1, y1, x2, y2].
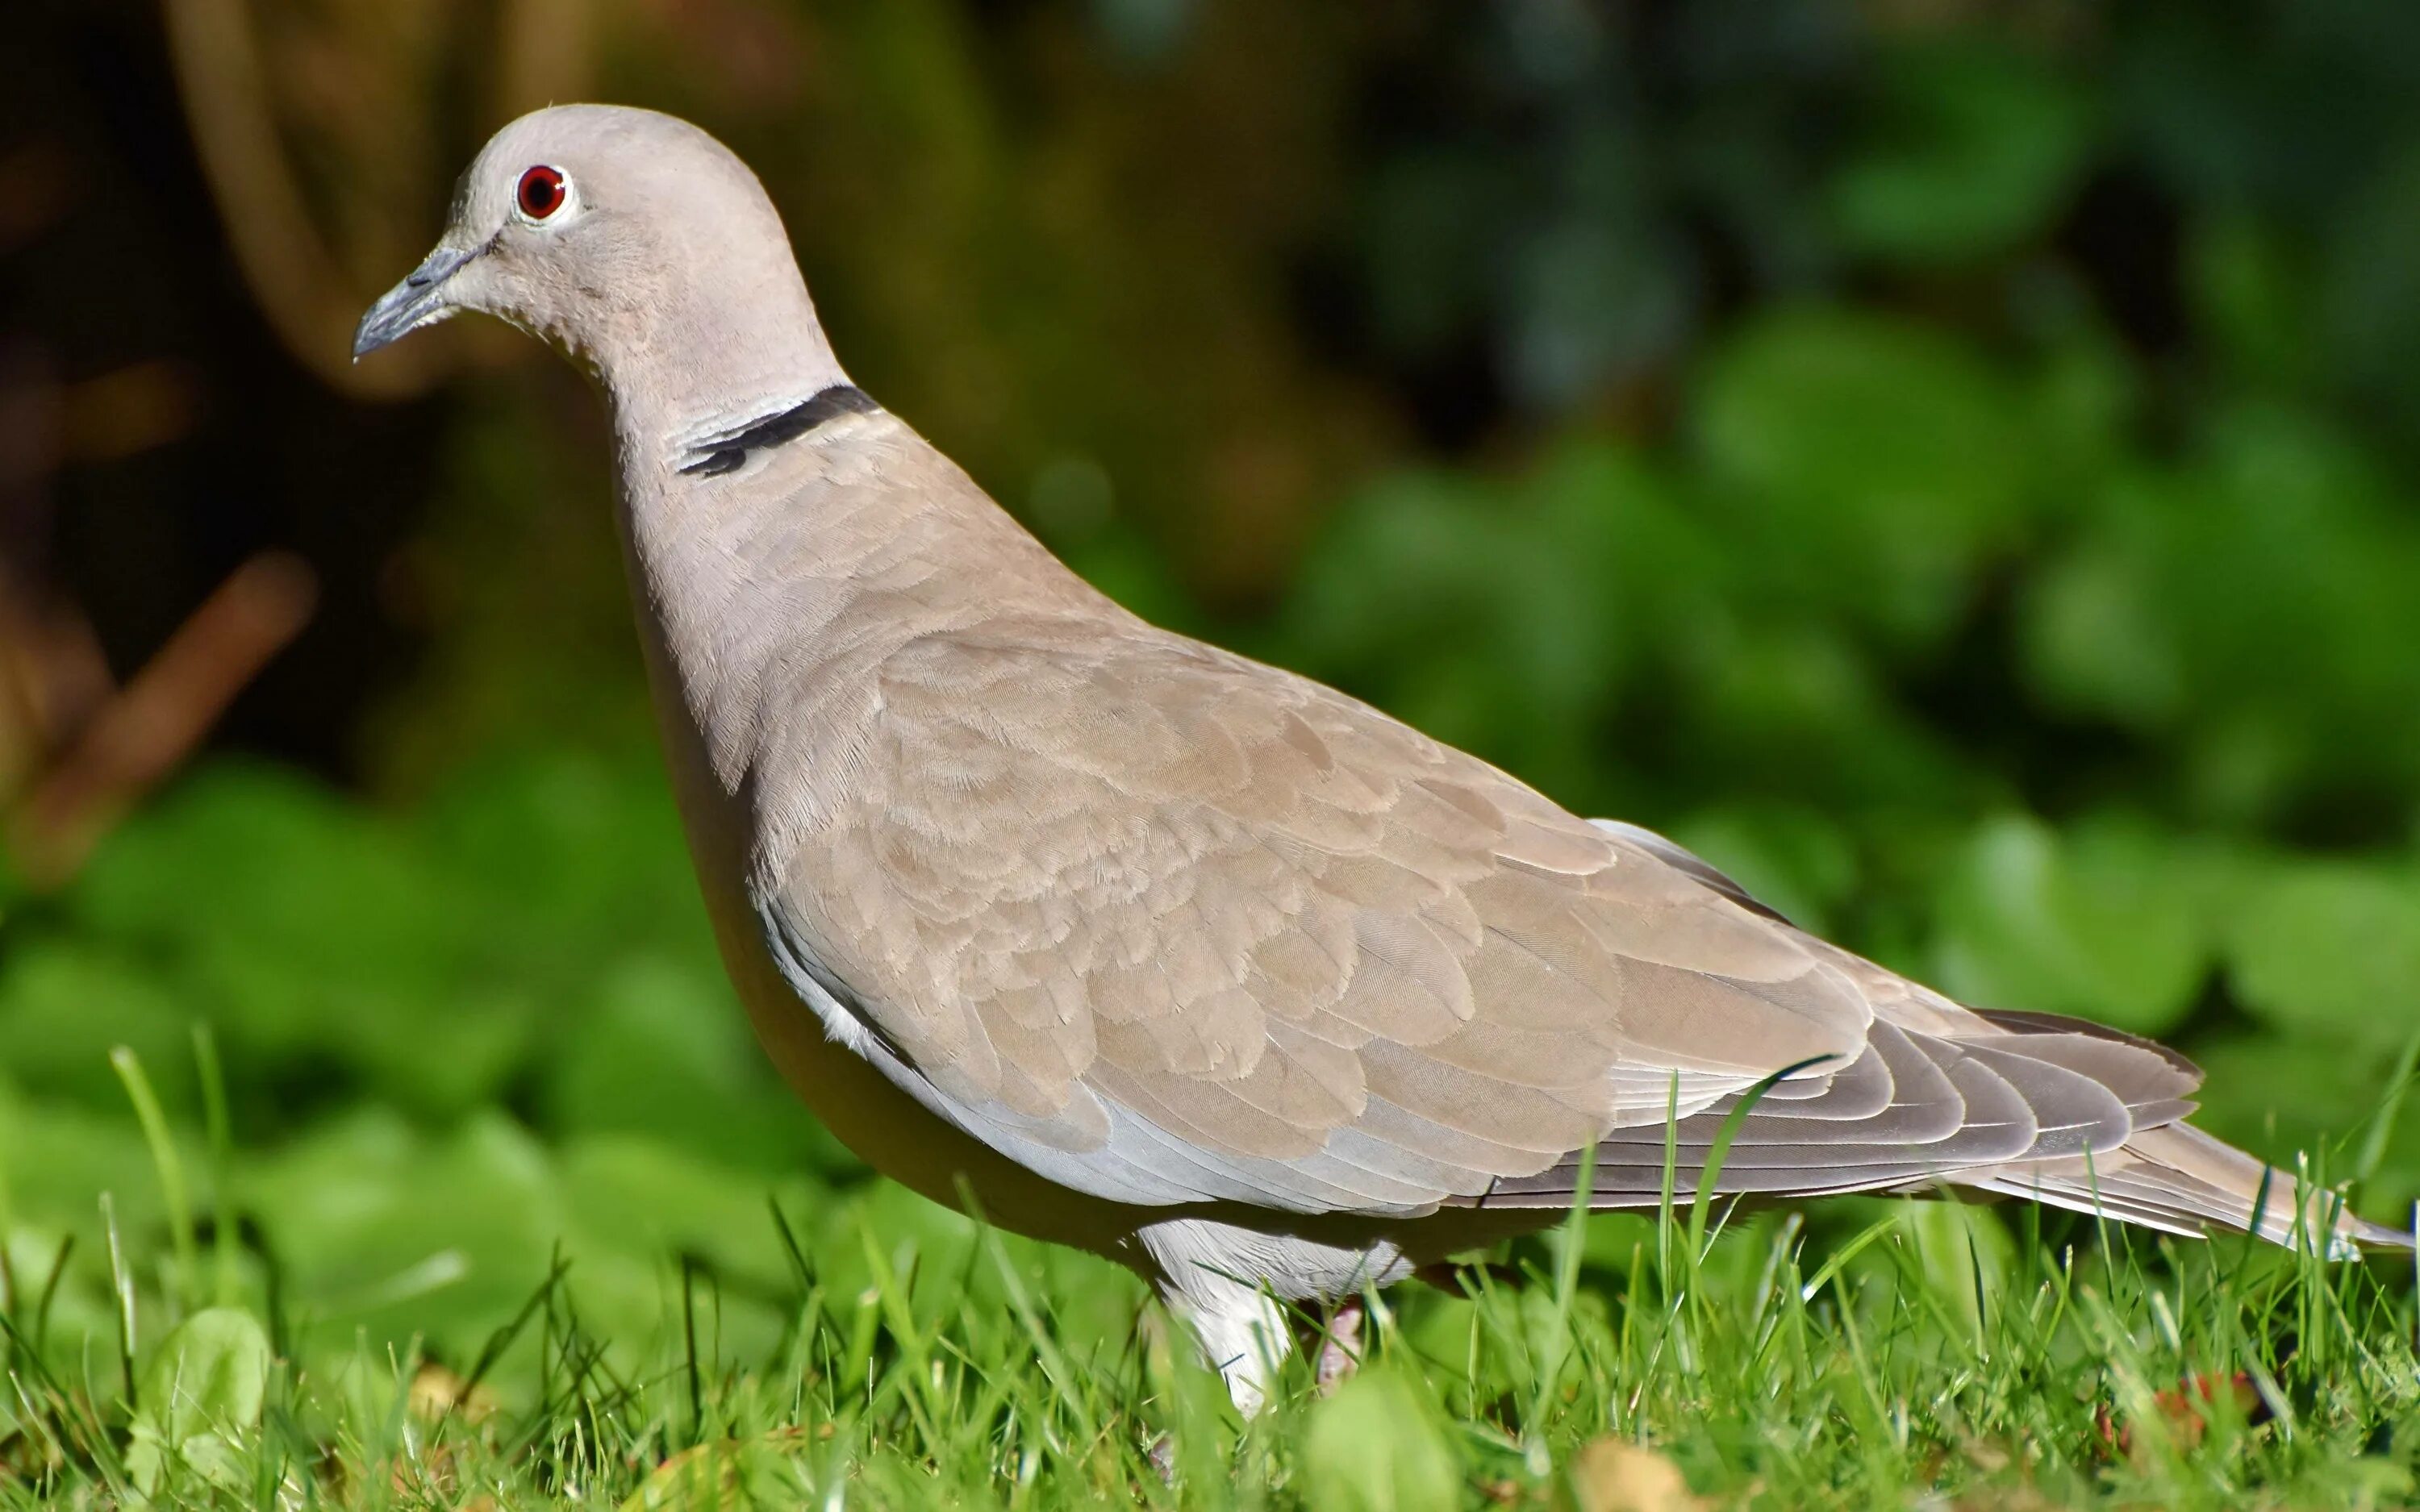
[1160, 1275, 1292, 1415]
[1137, 1218, 1411, 1414]
[1314, 1295, 1363, 1394]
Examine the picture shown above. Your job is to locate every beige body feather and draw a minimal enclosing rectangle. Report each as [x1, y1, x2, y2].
[357, 104, 2408, 1410]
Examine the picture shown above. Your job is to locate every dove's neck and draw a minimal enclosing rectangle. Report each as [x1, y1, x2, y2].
[596, 277, 850, 462]
[604, 359, 1100, 846]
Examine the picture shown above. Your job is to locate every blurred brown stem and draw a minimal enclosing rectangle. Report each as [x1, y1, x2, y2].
[161, 0, 445, 398]
[11, 552, 317, 885]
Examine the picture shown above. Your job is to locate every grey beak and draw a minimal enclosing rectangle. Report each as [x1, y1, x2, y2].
[353, 243, 479, 360]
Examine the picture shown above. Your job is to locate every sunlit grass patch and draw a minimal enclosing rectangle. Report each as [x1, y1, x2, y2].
[4, 762, 2418, 1506]
[3, 1048, 2415, 1508]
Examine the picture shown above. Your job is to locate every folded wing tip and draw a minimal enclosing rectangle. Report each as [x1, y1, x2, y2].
[2351, 1212, 2418, 1252]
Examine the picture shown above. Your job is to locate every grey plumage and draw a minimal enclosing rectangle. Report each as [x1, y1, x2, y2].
[356, 103, 2411, 1413]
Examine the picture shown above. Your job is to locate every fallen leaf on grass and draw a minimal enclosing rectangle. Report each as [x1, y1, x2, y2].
[408, 1362, 502, 1426]
[2095, 1371, 2262, 1458]
[1571, 1438, 1707, 1512]
[1949, 1490, 2066, 1512]
[619, 1429, 810, 1512]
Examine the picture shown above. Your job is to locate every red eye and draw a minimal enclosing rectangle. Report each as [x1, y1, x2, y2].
[517, 165, 567, 220]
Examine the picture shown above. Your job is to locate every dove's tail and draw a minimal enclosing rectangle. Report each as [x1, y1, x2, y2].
[1965, 1120, 2414, 1257]
[1465, 998, 2413, 1256]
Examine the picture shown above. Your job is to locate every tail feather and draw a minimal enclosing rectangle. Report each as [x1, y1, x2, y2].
[1475, 1006, 2414, 1256]
[1967, 1123, 2414, 1256]
[1551, 823, 2410, 1252]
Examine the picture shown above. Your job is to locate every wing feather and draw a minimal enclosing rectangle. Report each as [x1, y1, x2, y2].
[756, 619, 2191, 1217]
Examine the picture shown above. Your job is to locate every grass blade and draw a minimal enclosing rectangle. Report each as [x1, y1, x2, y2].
[111, 1047, 198, 1313]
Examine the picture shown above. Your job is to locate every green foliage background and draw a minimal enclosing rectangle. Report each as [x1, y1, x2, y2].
[6, 0, 2420, 1483]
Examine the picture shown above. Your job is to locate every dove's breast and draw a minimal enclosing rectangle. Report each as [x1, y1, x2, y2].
[614, 486, 1153, 1258]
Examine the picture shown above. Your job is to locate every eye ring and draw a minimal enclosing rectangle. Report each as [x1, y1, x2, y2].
[516, 165, 570, 223]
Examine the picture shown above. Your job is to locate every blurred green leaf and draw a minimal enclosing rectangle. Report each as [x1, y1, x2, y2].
[1301, 1364, 1462, 1512]
[1829, 42, 2097, 264]
[125, 1306, 271, 1498]
[244, 1110, 563, 1352]
[2226, 860, 2420, 1052]
[2016, 479, 2190, 733]
[1933, 814, 2207, 1035]
[416, 752, 716, 985]
[2319, 142, 2420, 448]
[0, 1077, 176, 1242]
[2187, 215, 2321, 390]
[1282, 457, 1645, 805]
[543, 955, 835, 1175]
[1692, 307, 2034, 649]
[2020, 406, 2420, 822]
[0, 944, 192, 1114]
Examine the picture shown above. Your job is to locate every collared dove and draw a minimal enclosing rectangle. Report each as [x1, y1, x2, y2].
[357, 104, 2408, 1411]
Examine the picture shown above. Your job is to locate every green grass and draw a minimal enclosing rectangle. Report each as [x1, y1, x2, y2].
[6, 760, 2419, 1507]
[6, 1052, 2418, 1510]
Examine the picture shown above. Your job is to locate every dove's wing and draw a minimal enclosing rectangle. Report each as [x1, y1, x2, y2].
[750, 605, 2201, 1218]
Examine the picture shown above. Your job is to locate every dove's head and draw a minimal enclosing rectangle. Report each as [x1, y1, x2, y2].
[354, 105, 842, 423]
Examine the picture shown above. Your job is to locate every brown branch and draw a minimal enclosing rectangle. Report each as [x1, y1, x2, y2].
[10, 552, 317, 885]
